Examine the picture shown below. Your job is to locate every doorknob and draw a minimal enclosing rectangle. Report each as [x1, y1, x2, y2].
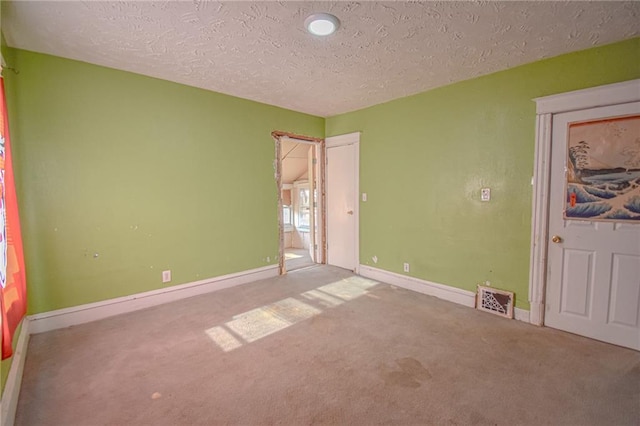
[347, 210, 354, 215]
[551, 235, 563, 243]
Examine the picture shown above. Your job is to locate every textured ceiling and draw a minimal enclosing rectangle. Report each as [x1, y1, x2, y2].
[2, 1, 639, 117]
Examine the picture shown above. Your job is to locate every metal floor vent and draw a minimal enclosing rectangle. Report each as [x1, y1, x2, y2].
[476, 285, 514, 319]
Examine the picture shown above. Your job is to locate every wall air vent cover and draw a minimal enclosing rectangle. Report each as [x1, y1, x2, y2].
[476, 285, 514, 319]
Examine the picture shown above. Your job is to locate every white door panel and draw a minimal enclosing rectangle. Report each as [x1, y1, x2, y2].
[609, 254, 640, 327]
[558, 249, 594, 317]
[546, 101, 640, 350]
[326, 142, 358, 271]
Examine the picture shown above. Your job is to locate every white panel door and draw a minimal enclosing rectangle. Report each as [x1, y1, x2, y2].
[326, 142, 357, 271]
[546, 102, 640, 350]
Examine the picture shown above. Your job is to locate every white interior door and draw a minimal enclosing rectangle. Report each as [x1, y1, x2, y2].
[546, 101, 640, 350]
[326, 133, 359, 271]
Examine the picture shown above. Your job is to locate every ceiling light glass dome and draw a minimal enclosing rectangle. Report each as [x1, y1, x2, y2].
[305, 13, 340, 36]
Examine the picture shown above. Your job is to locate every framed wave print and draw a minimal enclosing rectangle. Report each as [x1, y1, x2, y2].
[565, 114, 640, 221]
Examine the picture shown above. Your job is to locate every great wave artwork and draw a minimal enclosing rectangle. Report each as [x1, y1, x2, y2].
[565, 115, 640, 221]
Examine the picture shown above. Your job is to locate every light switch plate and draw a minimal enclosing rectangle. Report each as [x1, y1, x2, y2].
[481, 188, 491, 201]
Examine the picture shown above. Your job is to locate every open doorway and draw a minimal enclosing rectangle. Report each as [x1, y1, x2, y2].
[272, 131, 325, 274]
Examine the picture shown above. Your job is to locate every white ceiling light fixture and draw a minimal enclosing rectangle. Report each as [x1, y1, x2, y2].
[305, 13, 340, 36]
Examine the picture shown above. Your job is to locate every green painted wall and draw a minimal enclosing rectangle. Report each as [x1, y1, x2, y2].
[326, 38, 640, 310]
[1, 37, 639, 323]
[4, 48, 324, 314]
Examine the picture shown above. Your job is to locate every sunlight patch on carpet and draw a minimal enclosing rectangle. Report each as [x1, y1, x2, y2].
[317, 276, 378, 300]
[226, 307, 291, 343]
[205, 276, 379, 352]
[205, 326, 243, 352]
[300, 289, 345, 308]
[269, 297, 322, 323]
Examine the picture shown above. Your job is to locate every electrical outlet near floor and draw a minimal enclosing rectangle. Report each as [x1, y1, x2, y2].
[403, 262, 410, 273]
[162, 270, 171, 283]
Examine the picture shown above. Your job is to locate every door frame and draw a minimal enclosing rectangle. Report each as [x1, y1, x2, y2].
[325, 132, 360, 273]
[528, 79, 640, 326]
[271, 131, 325, 275]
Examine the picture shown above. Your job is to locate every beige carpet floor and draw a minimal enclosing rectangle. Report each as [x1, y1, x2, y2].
[285, 248, 315, 271]
[15, 265, 640, 425]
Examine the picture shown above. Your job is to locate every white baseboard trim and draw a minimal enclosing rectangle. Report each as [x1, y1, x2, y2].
[514, 307, 530, 323]
[359, 265, 531, 322]
[359, 265, 476, 307]
[1, 318, 31, 426]
[28, 265, 279, 334]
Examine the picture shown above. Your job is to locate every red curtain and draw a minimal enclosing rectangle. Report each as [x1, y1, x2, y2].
[0, 77, 27, 360]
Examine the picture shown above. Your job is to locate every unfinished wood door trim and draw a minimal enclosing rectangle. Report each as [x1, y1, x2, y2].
[271, 131, 325, 275]
[529, 79, 640, 326]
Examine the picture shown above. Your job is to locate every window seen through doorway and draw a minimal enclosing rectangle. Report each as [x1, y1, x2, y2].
[297, 188, 310, 229]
